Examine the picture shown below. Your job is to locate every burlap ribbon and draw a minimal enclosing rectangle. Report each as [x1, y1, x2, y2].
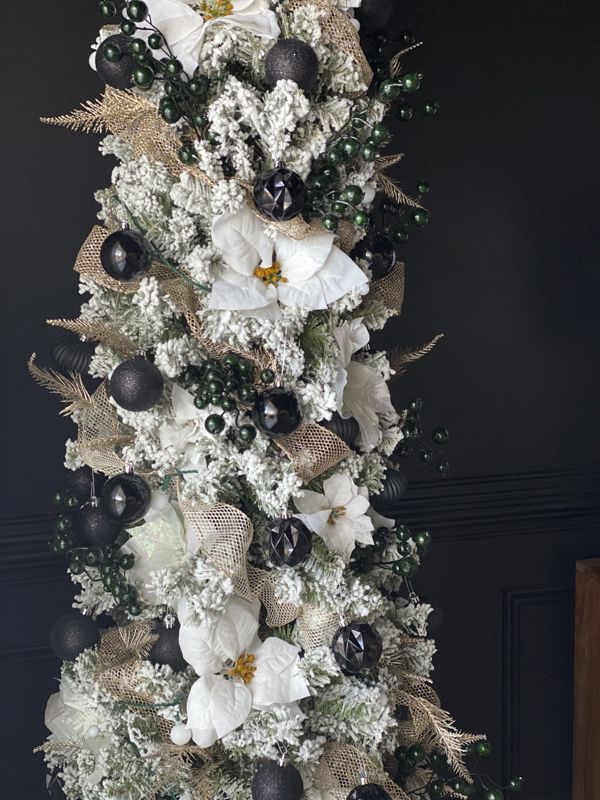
[315, 743, 410, 800]
[77, 381, 132, 475]
[296, 602, 340, 651]
[47, 318, 138, 359]
[367, 262, 406, 315]
[276, 423, 352, 484]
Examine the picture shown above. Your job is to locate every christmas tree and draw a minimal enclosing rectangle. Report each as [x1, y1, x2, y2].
[33, 2, 521, 799]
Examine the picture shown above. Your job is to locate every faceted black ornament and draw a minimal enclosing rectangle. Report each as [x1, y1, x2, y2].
[355, 0, 395, 31]
[252, 388, 302, 438]
[95, 34, 137, 90]
[253, 166, 306, 222]
[148, 620, 188, 672]
[267, 516, 313, 567]
[265, 38, 319, 91]
[319, 413, 360, 448]
[65, 466, 106, 505]
[50, 611, 100, 661]
[251, 760, 304, 800]
[99, 472, 152, 524]
[350, 233, 397, 280]
[109, 356, 164, 412]
[100, 227, 153, 282]
[331, 621, 382, 675]
[369, 468, 408, 515]
[347, 784, 392, 800]
[72, 504, 122, 547]
[51, 332, 96, 374]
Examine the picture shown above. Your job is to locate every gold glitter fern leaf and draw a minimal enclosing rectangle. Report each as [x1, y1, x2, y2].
[27, 353, 92, 416]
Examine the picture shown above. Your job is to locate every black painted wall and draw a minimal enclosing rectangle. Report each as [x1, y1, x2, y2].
[1, 1, 599, 798]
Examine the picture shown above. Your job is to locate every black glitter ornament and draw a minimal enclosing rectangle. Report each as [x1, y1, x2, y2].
[267, 516, 312, 567]
[319, 413, 360, 448]
[369, 468, 408, 514]
[347, 784, 391, 800]
[265, 38, 319, 91]
[251, 760, 304, 800]
[99, 472, 152, 524]
[253, 166, 306, 222]
[355, 0, 394, 31]
[50, 611, 100, 661]
[95, 34, 137, 90]
[109, 356, 164, 412]
[100, 226, 153, 282]
[65, 467, 107, 505]
[350, 233, 397, 280]
[252, 388, 302, 438]
[148, 619, 187, 672]
[331, 621, 382, 675]
[72, 505, 122, 547]
[51, 333, 96, 374]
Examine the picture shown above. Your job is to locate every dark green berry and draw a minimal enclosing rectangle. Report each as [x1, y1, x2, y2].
[221, 397, 237, 412]
[379, 79, 400, 100]
[148, 32, 164, 49]
[474, 739, 492, 757]
[432, 426, 449, 444]
[120, 552, 135, 569]
[165, 58, 183, 76]
[127, 0, 148, 22]
[159, 98, 181, 123]
[99, 0, 117, 18]
[411, 208, 429, 227]
[259, 368, 275, 383]
[239, 384, 257, 403]
[423, 100, 440, 115]
[322, 214, 339, 231]
[396, 524, 411, 541]
[238, 425, 257, 442]
[133, 65, 154, 89]
[179, 145, 196, 165]
[128, 602, 142, 616]
[391, 225, 409, 243]
[205, 414, 225, 434]
[343, 185, 364, 205]
[103, 42, 121, 62]
[361, 144, 378, 161]
[417, 179, 430, 194]
[120, 19, 137, 35]
[341, 138, 361, 158]
[54, 515, 72, 534]
[354, 211, 368, 226]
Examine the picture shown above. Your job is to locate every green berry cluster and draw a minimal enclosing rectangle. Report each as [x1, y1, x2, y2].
[395, 397, 450, 475]
[379, 179, 431, 245]
[352, 523, 430, 578]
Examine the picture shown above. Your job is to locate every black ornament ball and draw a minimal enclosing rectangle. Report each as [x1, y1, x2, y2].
[369, 468, 408, 514]
[267, 516, 313, 567]
[350, 233, 397, 280]
[100, 228, 153, 282]
[148, 621, 188, 672]
[347, 784, 392, 800]
[50, 611, 100, 661]
[109, 356, 164, 412]
[65, 467, 107, 505]
[95, 34, 137, 90]
[331, 620, 382, 675]
[72, 505, 122, 547]
[51, 333, 96, 374]
[251, 760, 304, 800]
[265, 38, 319, 91]
[252, 388, 302, 438]
[253, 166, 306, 222]
[319, 413, 360, 448]
[99, 472, 152, 524]
[355, 0, 394, 30]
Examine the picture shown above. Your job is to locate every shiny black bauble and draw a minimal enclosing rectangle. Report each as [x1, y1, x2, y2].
[99, 472, 152, 524]
[350, 233, 397, 280]
[72, 505, 122, 547]
[51, 333, 96, 374]
[369, 468, 408, 514]
[355, 0, 395, 30]
[265, 38, 319, 91]
[331, 621, 382, 675]
[95, 34, 137, 90]
[253, 166, 306, 222]
[100, 228, 153, 282]
[65, 467, 106, 505]
[319, 413, 360, 448]
[148, 621, 187, 672]
[267, 516, 313, 567]
[252, 388, 302, 438]
[347, 784, 392, 800]
[251, 760, 304, 800]
[109, 357, 164, 412]
[50, 611, 100, 661]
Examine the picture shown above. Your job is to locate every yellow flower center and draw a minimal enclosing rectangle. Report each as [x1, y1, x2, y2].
[327, 505, 346, 525]
[254, 261, 288, 287]
[198, 0, 233, 19]
[228, 652, 256, 684]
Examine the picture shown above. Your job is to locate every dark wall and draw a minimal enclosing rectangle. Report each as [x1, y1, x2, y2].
[1, 1, 599, 798]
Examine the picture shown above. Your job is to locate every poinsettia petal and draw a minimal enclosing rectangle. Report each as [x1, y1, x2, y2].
[144, 0, 206, 76]
[212, 207, 273, 274]
[295, 510, 331, 535]
[187, 674, 219, 747]
[210, 675, 253, 738]
[294, 490, 331, 513]
[323, 473, 355, 507]
[277, 231, 334, 282]
[214, 597, 260, 660]
[179, 616, 224, 677]
[209, 10, 280, 39]
[317, 246, 369, 304]
[277, 276, 328, 311]
[209, 271, 277, 311]
[251, 637, 310, 707]
[344, 494, 370, 518]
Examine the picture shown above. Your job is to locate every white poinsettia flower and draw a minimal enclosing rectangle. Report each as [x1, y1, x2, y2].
[294, 473, 374, 563]
[208, 206, 369, 317]
[179, 597, 309, 747]
[159, 384, 208, 473]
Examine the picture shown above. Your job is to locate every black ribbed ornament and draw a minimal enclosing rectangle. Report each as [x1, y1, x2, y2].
[369, 468, 408, 514]
[65, 467, 106, 505]
[347, 784, 392, 800]
[267, 516, 313, 567]
[51, 333, 96, 374]
[100, 227, 153, 282]
[148, 619, 187, 672]
[253, 166, 306, 222]
[72, 505, 122, 547]
[251, 760, 304, 800]
[265, 38, 319, 91]
[331, 621, 382, 675]
[320, 413, 360, 448]
[99, 472, 152, 524]
[252, 388, 302, 438]
[109, 356, 164, 412]
[50, 611, 100, 661]
[355, 0, 394, 30]
[95, 34, 137, 90]
[350, 233, 397, 280]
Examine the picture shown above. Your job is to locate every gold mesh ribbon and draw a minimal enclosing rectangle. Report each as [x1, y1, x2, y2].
[77, 381, 132, 474]
[315, 743, 410, 800]
[276, 423, 352, 483]
[297, 602, 340, 651]
[367, 262, 406, 315]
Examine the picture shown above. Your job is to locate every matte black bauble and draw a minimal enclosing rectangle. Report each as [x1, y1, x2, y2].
[369, 468, 408, 514]
[252, 388, 302, 438]
[253, 166, 306, 222]
[350, 233, 397, 280]
[95, 34, 137, 90]
[148, 621, 187, 672]
[100, 228, 153, 282]
[99, 472, 152, 524]
[347, 784, 392, 800]
[319, 413, 360, 448]
[267, 516, 313, 567]
[50, 611, 100, 661]
[51, 333, 96, 374]
[109, 356, 164, 412]
[331, 620, 382, 675]
[72, 505, 122, 547]
[355, 0, 394, 30]
[251, 760, 304, 800]
[65, 467, 107, 505]
[265, 38, 319, 91]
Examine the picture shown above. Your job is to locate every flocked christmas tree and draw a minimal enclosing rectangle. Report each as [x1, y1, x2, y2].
[32, 2, 523, 800]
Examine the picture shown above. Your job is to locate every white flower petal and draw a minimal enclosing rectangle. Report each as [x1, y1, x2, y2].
[251, 637, 310, 707]
[295, 510, 331, 535]
[209, 271, 277, 311]
[277, 231, 334, 283]
[277, 275, 328, 311]
[187, 674, 219, 747]
[344, 494, 370, 519]
[317, 246, 369, 304]
[212, 207, 273, 274]
[179, 616, 225, 677]
[144, 0, 206, 76]
[210, 675, 253, 738]
[209, 10, 280, 39]
[294, 490, 331, 514]
[322, 473, 355, 507]
[214, 597, 260, 660]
